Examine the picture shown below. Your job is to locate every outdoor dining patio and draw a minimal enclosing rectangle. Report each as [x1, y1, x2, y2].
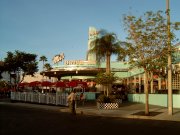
[18, 80, 90, 93]
[10, 80, 99, 106]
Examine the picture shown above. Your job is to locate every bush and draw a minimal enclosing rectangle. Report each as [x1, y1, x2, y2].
[97, 94, 116, 103]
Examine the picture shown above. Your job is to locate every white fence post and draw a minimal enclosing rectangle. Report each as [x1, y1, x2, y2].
[24, 92, 27, 102]
[56, 93, 58, 105]
[10, 92, 15, 100]
[46, 93, 49, 104]
[39, 93, 40, 103]
[18, 92, 20, 101]
[31, 92, 33, 102]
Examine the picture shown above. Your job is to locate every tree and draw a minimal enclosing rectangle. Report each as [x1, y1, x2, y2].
[95, 72, 117, 96]
[89, 30, 121, 74]
[122, 10, 178, 115]
[44, 63, 52, 71]
[88, 30, 121, 95]
[4, 51, 38, 86]
[39, 55, 47, 71]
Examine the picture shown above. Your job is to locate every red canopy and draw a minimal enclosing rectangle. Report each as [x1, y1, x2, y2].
[40, 81, 52, 87]
[76, 81, 87, 88]
[65, 81, 77, 88]
[54, 81, 66, 87]
[18, 82, 29, 87]
[29, 81, 41, 87]
[0, 87, 8, 92]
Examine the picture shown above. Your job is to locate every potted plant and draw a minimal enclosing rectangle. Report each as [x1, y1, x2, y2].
[96, 94, 119, 110]
[95, 72, 117, 96]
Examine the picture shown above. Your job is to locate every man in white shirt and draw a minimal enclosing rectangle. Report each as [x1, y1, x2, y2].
[67, 90, 76, 115]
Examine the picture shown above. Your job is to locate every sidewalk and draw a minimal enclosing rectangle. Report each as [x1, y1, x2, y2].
[76, 102, 180, 122]
[1, 99, 180, 122]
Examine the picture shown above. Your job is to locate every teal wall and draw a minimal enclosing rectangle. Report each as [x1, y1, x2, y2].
[76, 92, 98, 100]
[173, 94, 180, 108]
[128, 94, 180, 108]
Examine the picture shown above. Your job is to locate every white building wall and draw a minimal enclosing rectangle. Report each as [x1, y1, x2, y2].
[22, 73, 43, 82]
[1, 72, 10, 82]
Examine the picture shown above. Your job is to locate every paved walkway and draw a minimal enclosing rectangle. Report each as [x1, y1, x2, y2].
[1, 99, 180, 122]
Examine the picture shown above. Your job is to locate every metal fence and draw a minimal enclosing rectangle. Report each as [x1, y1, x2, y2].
[11, 92, 68, 106]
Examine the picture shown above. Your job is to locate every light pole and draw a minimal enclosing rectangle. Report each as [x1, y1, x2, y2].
[166, 0, 173, 115]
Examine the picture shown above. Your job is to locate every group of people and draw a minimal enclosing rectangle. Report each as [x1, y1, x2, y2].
[67, 90, 85, 115]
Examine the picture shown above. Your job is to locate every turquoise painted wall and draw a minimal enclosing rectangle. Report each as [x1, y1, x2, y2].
[76, 92, 98, 100]
[173, 95, 180, 108]
[128, 94, 180, 108]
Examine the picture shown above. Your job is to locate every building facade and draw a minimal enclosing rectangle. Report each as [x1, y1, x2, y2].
[40, 27, 180, 93]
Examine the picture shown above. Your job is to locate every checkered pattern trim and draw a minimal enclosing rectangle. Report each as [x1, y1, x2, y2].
[115, 99, 122, 104]
[97, 103, 119, 110]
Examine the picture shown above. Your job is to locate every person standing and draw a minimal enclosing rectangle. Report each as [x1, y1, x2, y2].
[67, 90, 77, 115]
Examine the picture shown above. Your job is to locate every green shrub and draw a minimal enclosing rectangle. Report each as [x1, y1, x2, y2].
[97, 94, 116, 103]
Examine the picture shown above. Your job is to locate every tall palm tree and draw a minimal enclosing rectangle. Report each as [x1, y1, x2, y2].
[39, 55, 47, 71]
[89, 30, 120, 74]
[89, 30, 121, 96]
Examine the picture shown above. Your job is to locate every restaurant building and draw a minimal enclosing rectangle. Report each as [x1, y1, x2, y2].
[41, 27, 129, 81]
[40, 27, 180, 93]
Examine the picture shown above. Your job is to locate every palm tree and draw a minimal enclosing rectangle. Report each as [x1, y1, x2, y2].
[44, 63, 52, 71]
[39, 55, 47, 71]
[88, 30, 121, 96]
[89, 30, 120, 74]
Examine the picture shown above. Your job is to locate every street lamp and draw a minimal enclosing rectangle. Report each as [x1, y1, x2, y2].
[166, 0, 173, 115]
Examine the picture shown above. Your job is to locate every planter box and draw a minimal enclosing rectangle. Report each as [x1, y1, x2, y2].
[115, 99, 122, 104]
[97, 102, 119, 110]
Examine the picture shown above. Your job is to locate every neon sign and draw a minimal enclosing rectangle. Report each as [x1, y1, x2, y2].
[52, 53, 65, 64]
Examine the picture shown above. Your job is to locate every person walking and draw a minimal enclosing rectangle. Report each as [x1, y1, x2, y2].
[67, 90, 77, 115]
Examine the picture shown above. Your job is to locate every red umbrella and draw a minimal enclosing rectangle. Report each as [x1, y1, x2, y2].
[54, 81, 66, 87]
[65, 81, 77, 88]
[18, 82, 29, 87]
[29, 81, 41, 87]
[0, 87, 8, 92]
[77, 81, 87, 88]
[40, 81, 52, 87]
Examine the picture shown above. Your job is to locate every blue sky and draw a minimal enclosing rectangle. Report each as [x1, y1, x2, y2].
[0, 0, 180, 70]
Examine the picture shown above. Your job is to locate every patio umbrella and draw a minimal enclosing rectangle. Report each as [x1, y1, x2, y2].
[18, 82, 29, 87]
[0, 87, 8, 92]
[29, 81, 41, 87]
[77, 81, 87, 88]
[65, 81, 77, 88]
[40, 81, 52, 87]
[55, 81, 66, 87]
